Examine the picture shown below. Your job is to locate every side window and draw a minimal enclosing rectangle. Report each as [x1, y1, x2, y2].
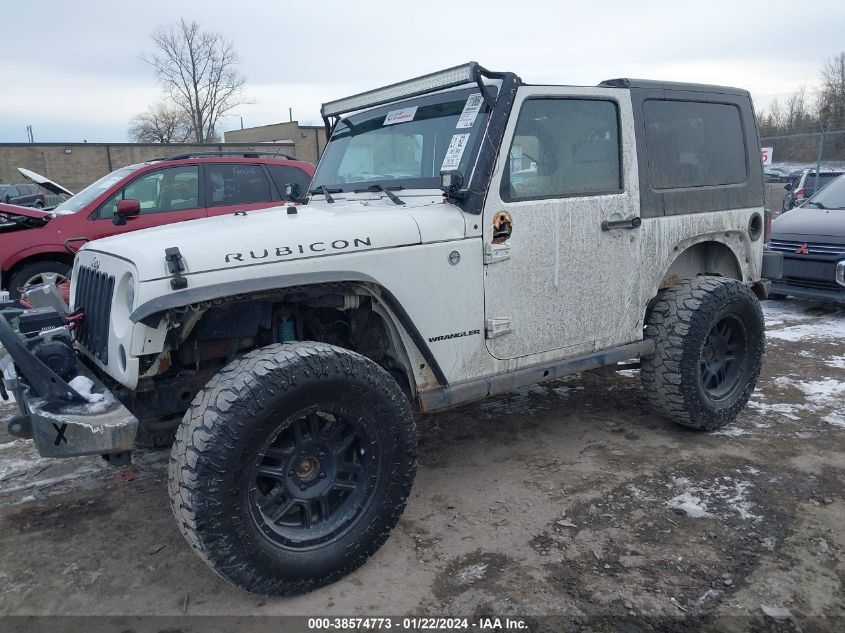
[5, 186, 20, 197]
[502, 98, 622, 201]
[98, 166, 199, 218]
[267, 165, 312, 197]
[643, 100, 746, 189]
[206, 164, 272, 206]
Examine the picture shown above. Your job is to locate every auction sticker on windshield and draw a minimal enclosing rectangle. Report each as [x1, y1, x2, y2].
[441, 134, 471, 170]
[456, 93, 484, 128]
[384, 106, 418, 126]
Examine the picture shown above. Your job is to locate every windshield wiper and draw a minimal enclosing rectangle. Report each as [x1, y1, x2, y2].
[354, 184, 405, 206]
[806, 201, 827, 209]
[309, 185, 342, 203]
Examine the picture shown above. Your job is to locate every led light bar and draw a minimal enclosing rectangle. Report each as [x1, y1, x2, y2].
[321, 62, 480, 119]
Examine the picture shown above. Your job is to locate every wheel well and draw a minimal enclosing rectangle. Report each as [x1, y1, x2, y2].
[643, 241, 744, 327]
[659, 241, 742, 290]
[138, 282, 420, 405]
[3, 252, 75, 289]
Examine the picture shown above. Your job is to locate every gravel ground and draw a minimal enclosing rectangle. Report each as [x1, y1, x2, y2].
[0, 299, 843, 630]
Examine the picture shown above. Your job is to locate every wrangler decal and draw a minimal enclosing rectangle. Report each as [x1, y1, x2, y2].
[428, 329, 481, 343]
[225, 237, 373, 263]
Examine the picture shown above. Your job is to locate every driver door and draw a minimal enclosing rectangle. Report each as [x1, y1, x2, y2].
[483, 86, 643, 361]
[89, 165, 206, 239]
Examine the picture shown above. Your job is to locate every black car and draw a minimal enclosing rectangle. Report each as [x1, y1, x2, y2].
[767, 173, 845, 303]
[782, 169, 844, 211]
[0, 182, 46, 208]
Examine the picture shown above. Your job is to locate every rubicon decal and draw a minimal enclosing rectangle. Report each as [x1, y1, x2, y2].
[225, 237, 372, 263]
[428, 329, 481, 343]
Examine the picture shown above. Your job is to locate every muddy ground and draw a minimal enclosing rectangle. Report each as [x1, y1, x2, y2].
[0, 299, 843, 629]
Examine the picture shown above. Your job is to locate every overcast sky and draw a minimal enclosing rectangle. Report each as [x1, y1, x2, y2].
[3, 0, 844, 143]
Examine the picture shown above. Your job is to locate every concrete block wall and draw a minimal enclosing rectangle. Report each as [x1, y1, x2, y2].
[0, 142, 299, 193]
[224, 121, 327, 165]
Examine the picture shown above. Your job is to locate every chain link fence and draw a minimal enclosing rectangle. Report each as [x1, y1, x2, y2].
[760, 123, 845, 215]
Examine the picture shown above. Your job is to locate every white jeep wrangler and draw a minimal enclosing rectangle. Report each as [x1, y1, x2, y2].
[0, 62, 782, 595]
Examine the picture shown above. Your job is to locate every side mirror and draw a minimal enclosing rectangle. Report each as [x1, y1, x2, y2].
[784, 182, 793, 192]
[113, 199, 141, 225]
[285, 182, 302, 201]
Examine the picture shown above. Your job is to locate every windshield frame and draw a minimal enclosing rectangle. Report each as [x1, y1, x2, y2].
[52, 165, 144, 214]
[311, 86, 496, 195]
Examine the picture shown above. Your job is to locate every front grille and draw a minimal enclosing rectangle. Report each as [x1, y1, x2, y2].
[768, 239, 845, 256]
[74, 265, 115, 363]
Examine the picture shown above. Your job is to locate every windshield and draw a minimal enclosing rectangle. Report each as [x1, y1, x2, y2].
[53, 165, 143, 214]
[803, 174, 845, 209]
[312, 88, 491, 193]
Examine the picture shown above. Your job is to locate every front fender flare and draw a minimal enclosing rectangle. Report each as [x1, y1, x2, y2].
[129, 270, 448, 386]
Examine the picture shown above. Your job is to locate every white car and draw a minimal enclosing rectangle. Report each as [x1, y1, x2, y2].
[0, 62, 782, 595]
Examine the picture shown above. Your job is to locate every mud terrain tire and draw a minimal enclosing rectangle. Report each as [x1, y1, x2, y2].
[641, 276, 764, 431]
[168, 341, 417, 595]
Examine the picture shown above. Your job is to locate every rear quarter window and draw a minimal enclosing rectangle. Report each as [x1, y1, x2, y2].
[644, 100, 747, 189]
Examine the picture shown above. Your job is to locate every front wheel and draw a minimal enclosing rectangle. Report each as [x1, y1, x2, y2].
[8, 260, 71, 300]
[168, 342, 417, 595]
[641, 276, 764, 431]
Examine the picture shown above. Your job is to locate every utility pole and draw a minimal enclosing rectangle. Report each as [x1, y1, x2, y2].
[289, 108, 293, 123]
[26, 125, 34, 143]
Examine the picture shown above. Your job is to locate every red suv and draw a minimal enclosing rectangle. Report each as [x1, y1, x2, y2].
[0, 152, 314, 297]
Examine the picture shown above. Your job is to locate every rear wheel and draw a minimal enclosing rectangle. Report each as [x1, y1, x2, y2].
[168, 341, 417, 595]
[641, 276, 764, 431]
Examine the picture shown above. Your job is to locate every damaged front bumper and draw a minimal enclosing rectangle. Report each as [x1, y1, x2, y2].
[0, 313, 138, 460]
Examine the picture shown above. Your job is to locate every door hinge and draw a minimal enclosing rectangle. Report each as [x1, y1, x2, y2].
[485, 317, 512, 339]
[484, 242, 511, 265]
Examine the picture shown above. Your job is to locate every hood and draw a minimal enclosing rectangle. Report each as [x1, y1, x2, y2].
[771, 207, 845, 241]
[0, 203, 51, 233]
[17, 167, 74, 196]
[82, 196, 464, 281]
[0, 202, 51, 219]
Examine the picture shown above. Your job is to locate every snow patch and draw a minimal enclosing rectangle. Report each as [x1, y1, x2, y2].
[455, 563, 488, 585]
[667, 491, 711, 518]
[767, 317, 845, 342]
[773, 377, 845, 407]
[710, 426, 748, 437]
[824, 355, 845, 369]
[822, 412, 845, 428]
[665, 475, 760, 521]
[763, 300, 845, 341]
[747, 400, 802, 421]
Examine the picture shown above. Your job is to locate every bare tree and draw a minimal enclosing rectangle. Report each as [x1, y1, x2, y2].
[783, 87, 814, 130]
[818, 52, 845, 127]
[128, 102, 193, 143]
[145, 19, 247, 143]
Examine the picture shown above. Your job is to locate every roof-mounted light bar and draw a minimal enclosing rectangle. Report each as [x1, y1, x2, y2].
[321, 61, 508, 123]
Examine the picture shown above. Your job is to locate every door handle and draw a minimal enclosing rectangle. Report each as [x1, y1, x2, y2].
[601, 216, 641, 231]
